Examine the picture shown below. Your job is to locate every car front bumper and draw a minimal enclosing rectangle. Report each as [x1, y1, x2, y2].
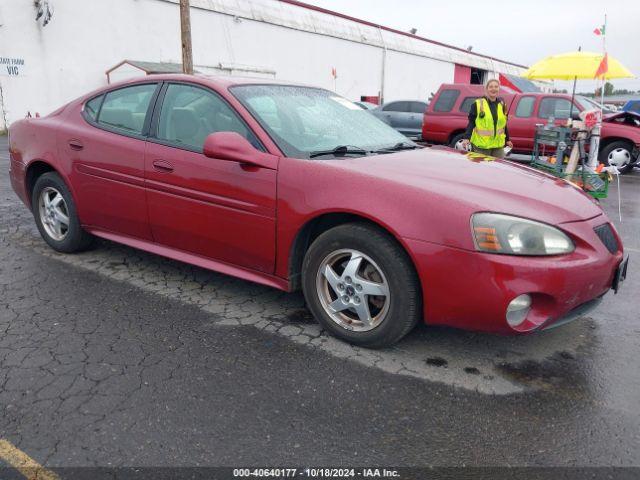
[405, 215, 624, 334]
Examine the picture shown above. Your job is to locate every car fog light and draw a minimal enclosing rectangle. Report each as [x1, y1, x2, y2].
[506, 294, 532, 327]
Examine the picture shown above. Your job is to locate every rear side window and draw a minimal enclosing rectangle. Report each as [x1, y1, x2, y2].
[84, 95, 103, 121]
[97, 84, 157, 135]
[382, 101, 409, 112]
[459, 97, 477, 113]
[515, 96, 536, 118]
[538, 97, 573, 119]
[433, 89, 460, 112]
[409, 101, 428, 114]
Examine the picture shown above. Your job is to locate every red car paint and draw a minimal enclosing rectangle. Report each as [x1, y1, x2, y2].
[422, 83, 640, 157]
[8, 75, 625, 334]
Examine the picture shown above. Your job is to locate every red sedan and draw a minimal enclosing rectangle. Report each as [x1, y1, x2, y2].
[8, 75, 627, 347]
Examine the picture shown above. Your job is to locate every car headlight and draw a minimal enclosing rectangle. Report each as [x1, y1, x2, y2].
[472, 213, 574, 256]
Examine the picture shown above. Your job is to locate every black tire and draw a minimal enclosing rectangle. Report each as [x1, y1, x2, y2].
[449, 132, 465, 149]
[302, 223, 421, 348]
[599, 140, 635, 174]
[31, 172, 94, 253]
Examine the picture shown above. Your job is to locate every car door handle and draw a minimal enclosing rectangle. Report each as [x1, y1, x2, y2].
[68, 139, 84, 151]
[152, 160, 174, 173]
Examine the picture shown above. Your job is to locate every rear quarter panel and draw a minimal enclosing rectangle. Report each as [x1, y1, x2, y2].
[8, 113, 68, 208]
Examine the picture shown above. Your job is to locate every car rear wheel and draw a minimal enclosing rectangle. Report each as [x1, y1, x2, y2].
[302, 223, 421, 348]
[599, 140, 635, 174]
[32, 172, 93, 253]
[449, 132, 472, 152]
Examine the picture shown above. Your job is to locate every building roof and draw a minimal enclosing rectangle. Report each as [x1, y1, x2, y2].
[499, 73, 540, 93]
[106, 60, 200, 75]
[279, 0, 528, 69]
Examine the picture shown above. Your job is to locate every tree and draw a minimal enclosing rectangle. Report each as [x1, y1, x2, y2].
[596, 81, 614, 97]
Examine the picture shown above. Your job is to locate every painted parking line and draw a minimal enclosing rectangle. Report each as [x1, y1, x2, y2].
[0, 439, 59, 480]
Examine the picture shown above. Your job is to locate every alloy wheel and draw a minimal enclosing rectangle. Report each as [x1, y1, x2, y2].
[38, 187, 70, 241]
[315, 249, 390, 332]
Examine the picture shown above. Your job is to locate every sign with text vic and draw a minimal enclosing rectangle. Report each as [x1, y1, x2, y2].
[0, 57, 26, 76]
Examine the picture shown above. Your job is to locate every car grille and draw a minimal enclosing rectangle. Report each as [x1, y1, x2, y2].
[594, 223, 619, 254]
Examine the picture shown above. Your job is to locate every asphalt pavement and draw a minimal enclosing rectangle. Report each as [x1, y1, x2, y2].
[0, 135, 639, 476]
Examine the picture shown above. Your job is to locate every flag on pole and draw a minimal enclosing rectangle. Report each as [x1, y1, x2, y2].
[595, 53, 609, 78]
[331, 67, 337, 79]
[593, 24, 605, 36]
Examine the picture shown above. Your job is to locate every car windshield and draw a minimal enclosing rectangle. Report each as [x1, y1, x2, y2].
[576, 95, 614, 113]
[230, 85, 412, 158]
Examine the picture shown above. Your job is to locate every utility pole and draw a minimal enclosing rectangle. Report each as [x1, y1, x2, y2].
[180, 0, 193, 74]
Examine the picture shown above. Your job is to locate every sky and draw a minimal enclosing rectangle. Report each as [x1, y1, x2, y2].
[308, 0, 640, 93]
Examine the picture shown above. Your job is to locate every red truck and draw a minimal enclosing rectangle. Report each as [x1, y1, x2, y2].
[422, 84, 640, 173]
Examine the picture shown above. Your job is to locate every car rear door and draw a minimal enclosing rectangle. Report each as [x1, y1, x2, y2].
[507, 95, 538, 152]
[144, 82, 277, 273]
[422, 88, 462, 144]
[64, 82, 160, 240]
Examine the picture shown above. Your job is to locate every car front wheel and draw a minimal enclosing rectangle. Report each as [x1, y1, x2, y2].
[599, 140, 636, 174]
[302, 223, 421, 348]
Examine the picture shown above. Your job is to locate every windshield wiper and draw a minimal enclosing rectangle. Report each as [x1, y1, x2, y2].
[309, 145, 369, 158]
[374, 142, 420, 153]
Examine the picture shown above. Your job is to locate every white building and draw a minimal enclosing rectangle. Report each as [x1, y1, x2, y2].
[0, 0, 528, 130]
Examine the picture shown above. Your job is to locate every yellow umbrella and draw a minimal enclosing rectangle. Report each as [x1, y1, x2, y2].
[521, 51, 634, 80]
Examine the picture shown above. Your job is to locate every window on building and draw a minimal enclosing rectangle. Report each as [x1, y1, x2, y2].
[459, 97, 478, 113]
[156, 83, 261, 151]
[470, 68, 486, 85]
[382, 102, 409, 112]
[538, 97, 573, 119]
[433, 90, 460, 112]
[84, 95, 103, 121]
[98, 84, 157, 134]
[515, 97, 536, 118]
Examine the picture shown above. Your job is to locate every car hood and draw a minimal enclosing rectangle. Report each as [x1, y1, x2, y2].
[330, 146, 604, 225]
[603, 110, 640, 131]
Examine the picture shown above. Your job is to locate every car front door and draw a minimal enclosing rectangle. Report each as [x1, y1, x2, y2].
[65, 82, 160, 240]
[406, 101, 428, 138]
[144, 82, 277, 273]
[377, 101, 409, 132]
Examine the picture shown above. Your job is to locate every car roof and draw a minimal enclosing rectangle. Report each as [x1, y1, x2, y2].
[438, 83, 575, 99]
[102, 73, 317, 91]
[384, 99, 428, 103]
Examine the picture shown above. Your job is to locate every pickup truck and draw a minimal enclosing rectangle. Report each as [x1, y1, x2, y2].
[422, 84, 640, 173]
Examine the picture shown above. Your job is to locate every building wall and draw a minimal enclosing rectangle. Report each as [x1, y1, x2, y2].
[0, 0, 525, 129]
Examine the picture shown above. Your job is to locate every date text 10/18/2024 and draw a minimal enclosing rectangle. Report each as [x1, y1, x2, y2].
[233, 468, 400, 478]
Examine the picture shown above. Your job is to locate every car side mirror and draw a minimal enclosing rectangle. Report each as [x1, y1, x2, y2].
[203, 132, 278, 169]
[571, 110, 581, 120]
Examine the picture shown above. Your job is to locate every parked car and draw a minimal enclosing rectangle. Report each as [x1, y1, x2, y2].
[422, 84, 640, 173]
[8, 75, 626, 347]
[371, 100, 428, 139]
[623, 99, 640, 115]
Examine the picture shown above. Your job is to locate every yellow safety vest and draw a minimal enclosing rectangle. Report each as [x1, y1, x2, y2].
[470, 98, 507, 149]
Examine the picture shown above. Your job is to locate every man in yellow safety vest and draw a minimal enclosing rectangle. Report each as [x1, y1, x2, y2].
[461, 79, 513, 158]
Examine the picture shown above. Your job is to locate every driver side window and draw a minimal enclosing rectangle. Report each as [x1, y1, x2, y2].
[156, 83, 263, 151]
[538, 97, 573, 119]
